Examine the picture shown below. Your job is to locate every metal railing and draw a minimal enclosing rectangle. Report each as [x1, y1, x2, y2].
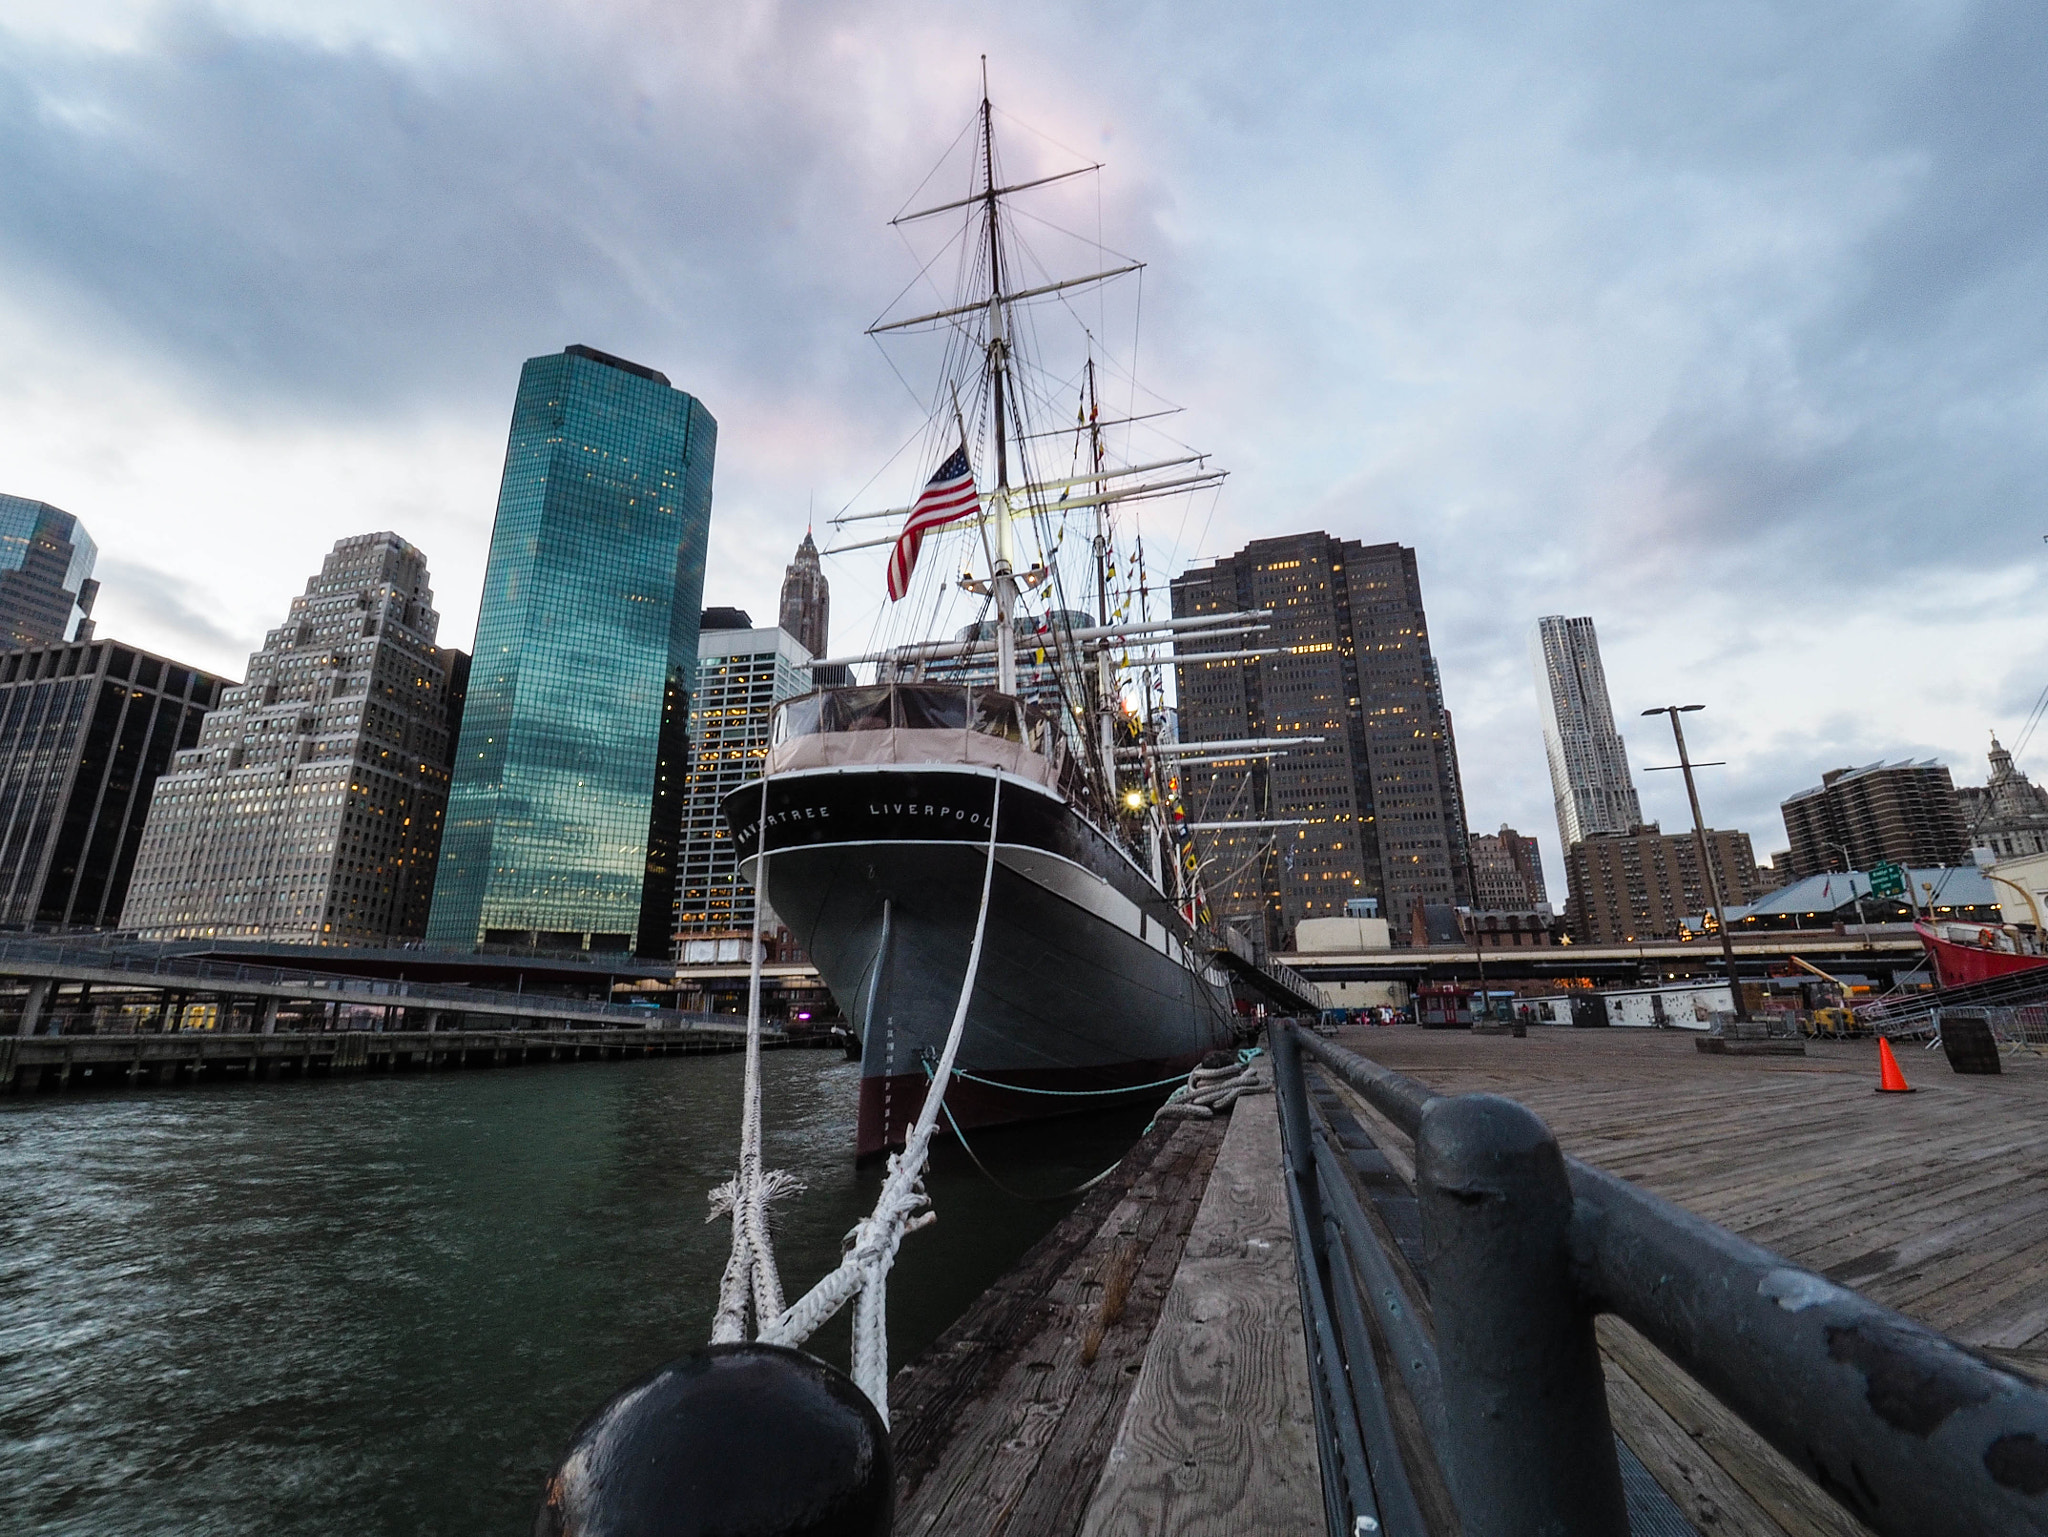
[1860, 966, 2048, 1039]
[0, 935, 717, 1031]
[1269, 1020, 2048, 1537]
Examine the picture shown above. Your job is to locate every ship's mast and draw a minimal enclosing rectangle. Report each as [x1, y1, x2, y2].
[1087, 358, 1119, 797]
[981, 80, 1019, 697]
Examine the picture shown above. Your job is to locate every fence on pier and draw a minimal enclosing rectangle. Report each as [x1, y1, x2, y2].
[1268, 1020, 2048, 1537]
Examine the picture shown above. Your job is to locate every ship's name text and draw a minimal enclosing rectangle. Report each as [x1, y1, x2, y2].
[743, 801, 988, 842]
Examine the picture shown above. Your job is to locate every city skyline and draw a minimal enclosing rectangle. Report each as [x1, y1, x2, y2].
[7, 2, 2048, 893]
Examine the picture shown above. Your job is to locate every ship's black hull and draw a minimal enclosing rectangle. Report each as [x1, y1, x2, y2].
[725, 765, 1239, 1159]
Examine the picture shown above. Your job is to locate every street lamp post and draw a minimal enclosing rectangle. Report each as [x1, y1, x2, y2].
[1643, 705, 1750, 1021]
[1823, 839, 1874, 944]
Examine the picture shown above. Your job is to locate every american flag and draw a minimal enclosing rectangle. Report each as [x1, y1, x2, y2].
[887, 444, 979, 601]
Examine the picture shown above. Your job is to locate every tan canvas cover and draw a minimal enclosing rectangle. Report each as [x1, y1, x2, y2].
[765, 727, 1058, 787]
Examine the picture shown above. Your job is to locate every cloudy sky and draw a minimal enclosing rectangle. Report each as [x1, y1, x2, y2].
[4, 0, 2046, 884]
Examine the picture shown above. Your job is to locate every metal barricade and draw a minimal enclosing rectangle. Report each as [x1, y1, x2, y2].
[1270, 1019, 2048, 1537]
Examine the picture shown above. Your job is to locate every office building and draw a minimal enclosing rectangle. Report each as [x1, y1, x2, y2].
[1172, 533, 1471, 950]
[1956, 735, 2048, 860]
[675, 619, 815, 947]
[426, 344, 716, 958]
[1469, 825, 1549, 912]
[123, 534, 460, 944]
[0, 639, 227, 928]
[0, 496, 99, 648]
[782, 531, 849, 688]
[1532, 616, 1642, 850]
[779, 533, 829, 658]
[1780, 760, 1969, 878]
[1563, 825, 1764, 944]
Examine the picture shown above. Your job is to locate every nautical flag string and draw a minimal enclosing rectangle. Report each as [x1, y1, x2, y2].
[887, 444, 979, 601]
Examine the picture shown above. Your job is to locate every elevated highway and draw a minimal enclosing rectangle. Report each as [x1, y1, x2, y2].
[1285, 929, 1928, 989]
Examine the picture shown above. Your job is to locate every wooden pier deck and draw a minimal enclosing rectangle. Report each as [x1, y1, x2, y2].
[890, 1025, 2048, 1536]
[1322, 1023, 2048, 1536]
[890, 1090, 1321, 1536]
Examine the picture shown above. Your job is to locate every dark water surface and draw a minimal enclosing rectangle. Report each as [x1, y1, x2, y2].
[0, 1050, 1147, 1535]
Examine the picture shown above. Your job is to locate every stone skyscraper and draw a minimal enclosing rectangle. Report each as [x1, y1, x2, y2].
[1172, 533, 1470, 949]
[426, 345, 716, 958]
[1532, 615, 1642, 850]
[779, 532, 829, 657]
[0, 496, 99, 648]
[123, 533, 461, 944]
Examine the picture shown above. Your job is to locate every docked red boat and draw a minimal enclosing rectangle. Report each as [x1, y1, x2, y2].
[1914, 921, 2048, 988]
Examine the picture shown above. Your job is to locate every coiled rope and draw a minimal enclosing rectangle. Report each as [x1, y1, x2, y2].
[708, 775, 1004, 1425]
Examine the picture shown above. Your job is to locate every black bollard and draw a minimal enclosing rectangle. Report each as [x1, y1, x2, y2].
[535, 1343, 892, 1537]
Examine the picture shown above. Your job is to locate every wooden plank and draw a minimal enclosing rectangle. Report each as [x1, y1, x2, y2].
[1077, 1093, 1323, 1537]
[889, 1121, 1185, 1504]
[990, 1131, 1225, 1537]
[1323, 1026, 2048, 1536]
[1602, 1354, 1791, 1536]
[1598, 1318, 1874, 1537]
[892, 1119, 1224, 1535]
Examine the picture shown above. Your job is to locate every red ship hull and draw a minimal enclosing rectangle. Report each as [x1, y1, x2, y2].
[1914, 922, 2048, 989]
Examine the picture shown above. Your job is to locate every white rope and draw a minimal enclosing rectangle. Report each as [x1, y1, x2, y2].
[1154, 1053, 1269, 1121]
[709, 772, 795, 1344]
[754, 778, 1005, 1424]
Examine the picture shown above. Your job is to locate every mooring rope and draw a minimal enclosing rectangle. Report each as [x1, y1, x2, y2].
[941, 1065, 1193, 1097]
[921, 1059, 1134, 1203]
[709, 775, 1005, 1425]
[710, 771, 796, 1345]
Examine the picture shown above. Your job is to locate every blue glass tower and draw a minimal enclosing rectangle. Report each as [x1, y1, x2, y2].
[0, 495, 98, 647]
[426, 345, 715, 956]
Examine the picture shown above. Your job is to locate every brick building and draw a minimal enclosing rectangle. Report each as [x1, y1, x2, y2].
[1564, 825, 1764, 944]
[1780, 760, 1968, 878]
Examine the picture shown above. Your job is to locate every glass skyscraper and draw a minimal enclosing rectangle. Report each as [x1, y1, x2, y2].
[0, 637, 227, 928]
[0, 495, 99, 648]
[1531, 615, 1642, 850]
[426, 345, 716, 957]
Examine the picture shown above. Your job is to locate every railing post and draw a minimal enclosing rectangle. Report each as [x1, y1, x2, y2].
[1270, 1020, 1317, 1193]
[1415, 1093, 1628, 1537]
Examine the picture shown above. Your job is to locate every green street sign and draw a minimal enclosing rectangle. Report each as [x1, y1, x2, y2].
[1869, 862, 1905, 898]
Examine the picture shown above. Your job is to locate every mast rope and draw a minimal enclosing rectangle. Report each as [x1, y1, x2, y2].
[707, 776, 1005, 1425]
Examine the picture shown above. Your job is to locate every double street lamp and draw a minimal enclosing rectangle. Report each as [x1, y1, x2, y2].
[1642, 705, 1750, 1021]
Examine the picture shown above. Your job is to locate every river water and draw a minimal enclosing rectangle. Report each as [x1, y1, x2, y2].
[0, 1050, 1149, 1535]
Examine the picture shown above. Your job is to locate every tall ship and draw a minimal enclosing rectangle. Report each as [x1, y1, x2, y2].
[725, 83, 1307, 1159]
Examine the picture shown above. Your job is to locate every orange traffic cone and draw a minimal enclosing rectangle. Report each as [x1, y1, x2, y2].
[1875, 1037, 1916, 1094]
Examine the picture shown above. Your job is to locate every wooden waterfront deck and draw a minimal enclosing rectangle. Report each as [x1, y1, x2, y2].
[889, 1091, 1321, 1536]
[1324, 1023, 2048, 1536]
